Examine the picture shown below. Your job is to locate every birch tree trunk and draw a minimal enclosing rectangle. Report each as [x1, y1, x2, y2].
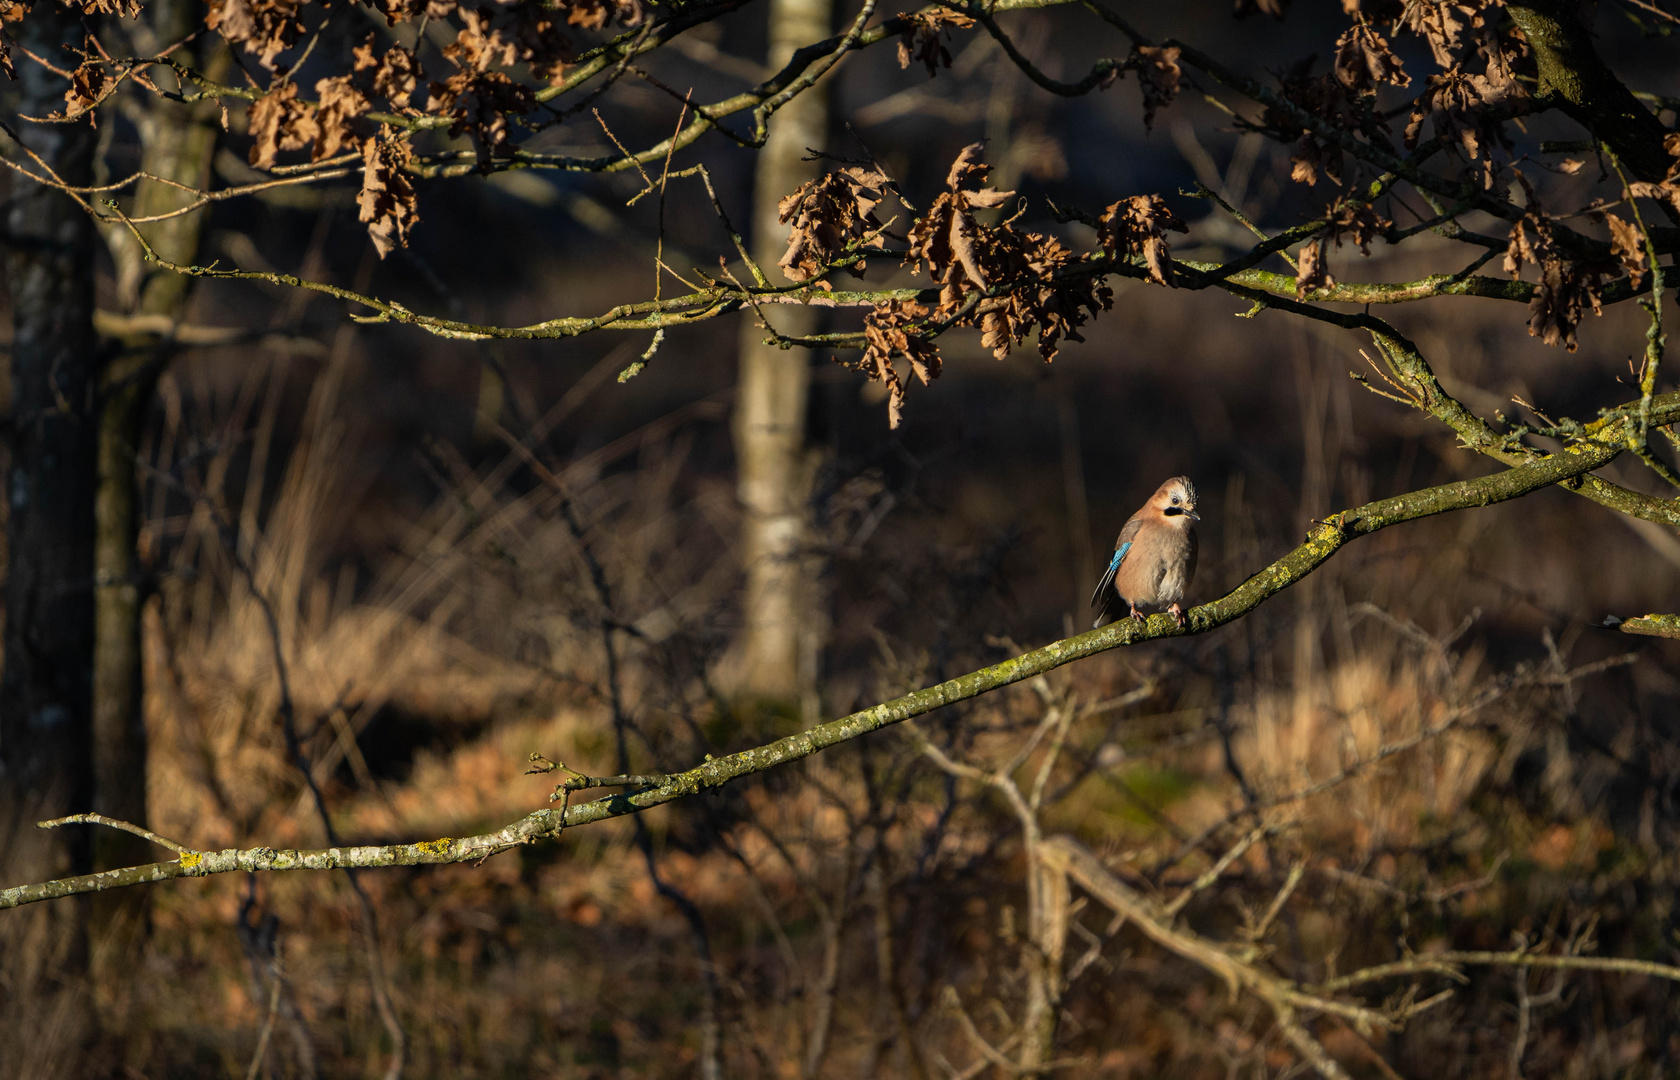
[0, 1, 101, 980]
[733, 0, 833, 707]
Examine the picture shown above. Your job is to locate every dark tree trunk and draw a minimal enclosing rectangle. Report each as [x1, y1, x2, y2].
[0, 3, 101, 979]
[89, 0, 220, 957]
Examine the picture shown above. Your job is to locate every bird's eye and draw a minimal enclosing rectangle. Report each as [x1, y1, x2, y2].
[1170, 496, 1180, 505]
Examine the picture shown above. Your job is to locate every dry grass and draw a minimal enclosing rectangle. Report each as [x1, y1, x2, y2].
[7, 237, 1680, 1078]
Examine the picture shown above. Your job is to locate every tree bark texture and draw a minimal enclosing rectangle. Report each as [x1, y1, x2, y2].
[92, 0, 218, 897]
[1506, 2, 1679, 191]
[732, 0, 833, 705]
[0, 2, 101, 980]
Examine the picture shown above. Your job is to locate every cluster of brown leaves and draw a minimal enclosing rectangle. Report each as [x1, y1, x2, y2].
[1400, 0, 1494, 67]
[895, 9, 974, 77]
[850, 301, 940, 428]
[1334, 20, 1409, 93]
[354, 39, 422, 109]
[209, 0, 638, 253]
[1095, 194, 1188, 287]
[420, 2, 624, 162]
[1133, 45, 1181, 132]
[839, 146, 1120, 427]
[1396, 1, 1525, 187]
[357, 131, 421, 258]
[1404, 65, 1517, 175]
[246, 66, 417, 255]
[1503, 209, 1615, 351]
[247, 40, 424, 168]
[247, 81, 321, 169]
[207, 0, 305, 71]
[906, 144, 1111, 361]
[0, 0, 21, 80]
[1294, 196, 1392, 296]
[777, 167, 889, 283]
[1325, 195, 1390, 255]
[1273, 0, 1526, 191]
[1263, 59, 1385, 187]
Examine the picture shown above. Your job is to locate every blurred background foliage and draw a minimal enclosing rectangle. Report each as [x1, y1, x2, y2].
[3, 0, 1680, 1076]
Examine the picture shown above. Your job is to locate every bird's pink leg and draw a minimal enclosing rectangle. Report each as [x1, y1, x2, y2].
[1168, 603, 1186, 627]
[1128, 604, 1145, 623]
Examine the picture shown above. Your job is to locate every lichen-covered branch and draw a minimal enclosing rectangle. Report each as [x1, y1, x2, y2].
[3, 415, 1668, 912]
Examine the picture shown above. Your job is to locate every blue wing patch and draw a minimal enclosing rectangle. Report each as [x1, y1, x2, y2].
[1090, 541, 1133, 609]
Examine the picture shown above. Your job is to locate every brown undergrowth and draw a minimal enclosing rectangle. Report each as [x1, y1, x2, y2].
[18, 318, 1657, 1080]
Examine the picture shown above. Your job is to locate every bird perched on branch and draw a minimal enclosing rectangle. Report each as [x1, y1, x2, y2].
[1091, 476, 1199, 629]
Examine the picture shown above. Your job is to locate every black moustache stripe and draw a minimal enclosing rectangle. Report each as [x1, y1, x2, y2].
[1163, 507, 1188, 516]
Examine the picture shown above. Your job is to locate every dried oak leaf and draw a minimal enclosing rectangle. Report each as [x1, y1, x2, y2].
[562, 0, 644, 32]
[207, 0, 304, 71]
[63, 55, 112, 119]
[1501, 210, 1555, 280]
[1325, 196, 1390, 254]
[75, 0, 140, 15]
[313, 75, 371, 160]
[1270, 57, 1370, 133]
[778, 167, 889, 283]
[1474, 22, 1527, 99]
[426, 69, 536, 160]
[1334, 20, 1409, 92]
[1399, 0, 1491, 68]
[1134, 45, 1181, 131]
[1629, 180, 1680, 218]
[445, 7, 519, 71]
[1096, 194, 1188, 286]
[0, 0, 22, 80]
[354, 39, 422, 107]
[852, 300, 941, 428]
[975, 229, 1112, 362]
[515, 5, 573, 83]
[1295, 237, 1335, 297]
[1265, 58, 1385, 185]
[904, 144, 1112, 364]
[1527, 258, 1609, 352]
[896, 9, 974, 78]
[1504, 210, 1607, 351]
[1604, 213, 1648, 288]
[1405, 65, 1514, 162]
[905, 143, 1015, 297]
[246, 80, 318, 169]
[357, 130, 420, 258]
[1290, 133, 1331, 186]
[366, 0, 428, 25]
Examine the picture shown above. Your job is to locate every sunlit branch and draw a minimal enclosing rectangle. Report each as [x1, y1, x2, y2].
[5, 412, 1675, 912]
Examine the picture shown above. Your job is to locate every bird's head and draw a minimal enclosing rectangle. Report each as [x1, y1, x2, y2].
[1149, 476, 1199, 527]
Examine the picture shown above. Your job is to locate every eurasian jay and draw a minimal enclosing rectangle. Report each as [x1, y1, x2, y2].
[1091, 476, 1200, 628]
